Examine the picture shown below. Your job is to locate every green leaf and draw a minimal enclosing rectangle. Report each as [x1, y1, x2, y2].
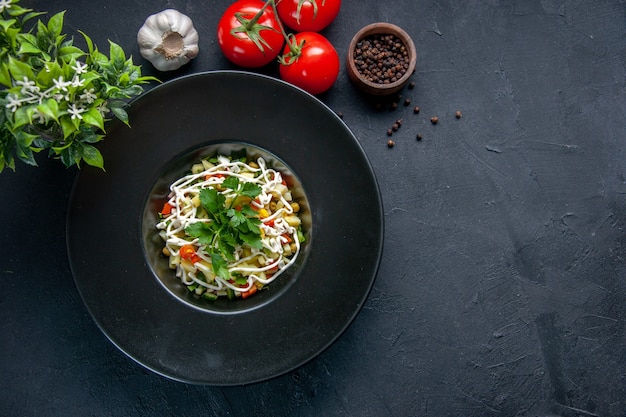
[240, 232, 263, 249]
[245, 217, 261, 234]
[118, 72, 130, 85]
[80, 131, 104, 144]
[240, 182, 262, 198]
[199, 188, 225, 217]
[4, 26, 20, 50]
[59, 45, 85, 61]
[17, 33, 38, 45]
[36, 99, 59, 122]
[79, 71, 99, 85]
[79, 143, 104, 169]
[0, 18, 17, 32]
[21, 11, 47, 25]
[241, 205, 257, 217]
[7, 56, 35, 81]
[185, 222, 214, 246]
[7, 4, 34, 18]
[15, 131, 38, 166]
[44, 60, 63, 81]
[60, 115, 77, 139]
[0, 64, 11, 87]
[222, 176, 239, 191]
[59, 146, 77, 168]
[218, 232, 237, 261]
[82, 107, 104, 131]
[47, 11, 66, 38]
[12, 106, 31, 129]
[110, 105, 129, 125]
[227, 209, 247, 228]
[17, 41, 42, 55]
[78, 30, 94, 54]
[36, 19, 47, 38]
[210, 253, 229, 280]
[108, 40, 126, 65]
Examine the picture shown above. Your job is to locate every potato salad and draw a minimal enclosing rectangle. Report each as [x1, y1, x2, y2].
[156, 155, 304, 300]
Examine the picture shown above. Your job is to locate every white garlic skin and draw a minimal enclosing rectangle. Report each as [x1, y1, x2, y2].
[137, 9, 199, 71]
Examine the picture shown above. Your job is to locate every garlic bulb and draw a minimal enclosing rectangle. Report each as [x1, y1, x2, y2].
[137, 9, 199, 71]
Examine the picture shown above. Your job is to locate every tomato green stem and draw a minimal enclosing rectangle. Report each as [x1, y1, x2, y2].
[247, 0, 271, 30]
[268, 0, 301, 57]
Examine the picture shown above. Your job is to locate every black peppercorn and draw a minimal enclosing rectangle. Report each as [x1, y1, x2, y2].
[430, 116, 439, 124]
[387, 140, 395, 148]
[353, 33, 410, 85]
[455, 110, 462, 119]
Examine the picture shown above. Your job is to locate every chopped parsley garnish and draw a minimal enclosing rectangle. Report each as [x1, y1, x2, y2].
[185, 177, 263, 280]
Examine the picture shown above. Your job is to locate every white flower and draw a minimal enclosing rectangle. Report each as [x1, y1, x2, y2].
[68, 103, 85, 120]
[0, 0, 12, 13]
[72, 61, 88, 75]
[71, 75, 85, 88]
[97, 102, 110, 116]
[79, 88, 97, 104]
[16, 77, 37, 94]
[5, 94, 20, 112]
[53, 76, 70, 92]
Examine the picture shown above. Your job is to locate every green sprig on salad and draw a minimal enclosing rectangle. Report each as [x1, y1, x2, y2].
[185, 177, 263, 281]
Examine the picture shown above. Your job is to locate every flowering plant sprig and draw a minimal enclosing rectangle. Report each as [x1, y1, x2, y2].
[0, 0, 158, 172]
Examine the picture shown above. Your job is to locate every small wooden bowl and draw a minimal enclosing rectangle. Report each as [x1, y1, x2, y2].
[346, 23, 417, 96]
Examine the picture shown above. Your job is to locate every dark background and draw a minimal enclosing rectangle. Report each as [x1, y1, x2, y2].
[2, 0, 625, 416]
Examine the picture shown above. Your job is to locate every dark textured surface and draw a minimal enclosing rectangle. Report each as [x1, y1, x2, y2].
[2, 0, 625, 415]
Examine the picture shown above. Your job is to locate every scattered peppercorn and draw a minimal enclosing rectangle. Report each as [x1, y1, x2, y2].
[353, 34, 410, 85]
[387, 139, 395, 148]
[416, 133, 423, 141]
[392, 123, 399, 131]
[404, 98, 411, 106]
[408, 81, 415, 89]
[413, 106, 420, 114]
[430, 116, 439, 124]
[396, 118, 403, 126]
[387, 129, 393, 136]
[390, 102, 398, 110]
[455, 110, 462, 119]
[337, 111, 344, 118]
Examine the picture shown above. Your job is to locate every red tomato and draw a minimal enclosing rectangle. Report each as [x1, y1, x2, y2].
[160, 202, 173, 215]
[217, 0, 285, 68]
[276, 0, 341, 32]
[279, 32, 339, 95]
[179, 245, 196, 261]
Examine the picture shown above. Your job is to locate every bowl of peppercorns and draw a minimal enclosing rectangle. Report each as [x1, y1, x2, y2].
[347, 22, 417, 96]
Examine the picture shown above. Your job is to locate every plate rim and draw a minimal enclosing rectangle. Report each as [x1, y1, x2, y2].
[66, 70, 385, 385]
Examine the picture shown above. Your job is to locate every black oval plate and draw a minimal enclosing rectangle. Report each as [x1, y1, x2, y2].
[66, 71, 383, 385]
